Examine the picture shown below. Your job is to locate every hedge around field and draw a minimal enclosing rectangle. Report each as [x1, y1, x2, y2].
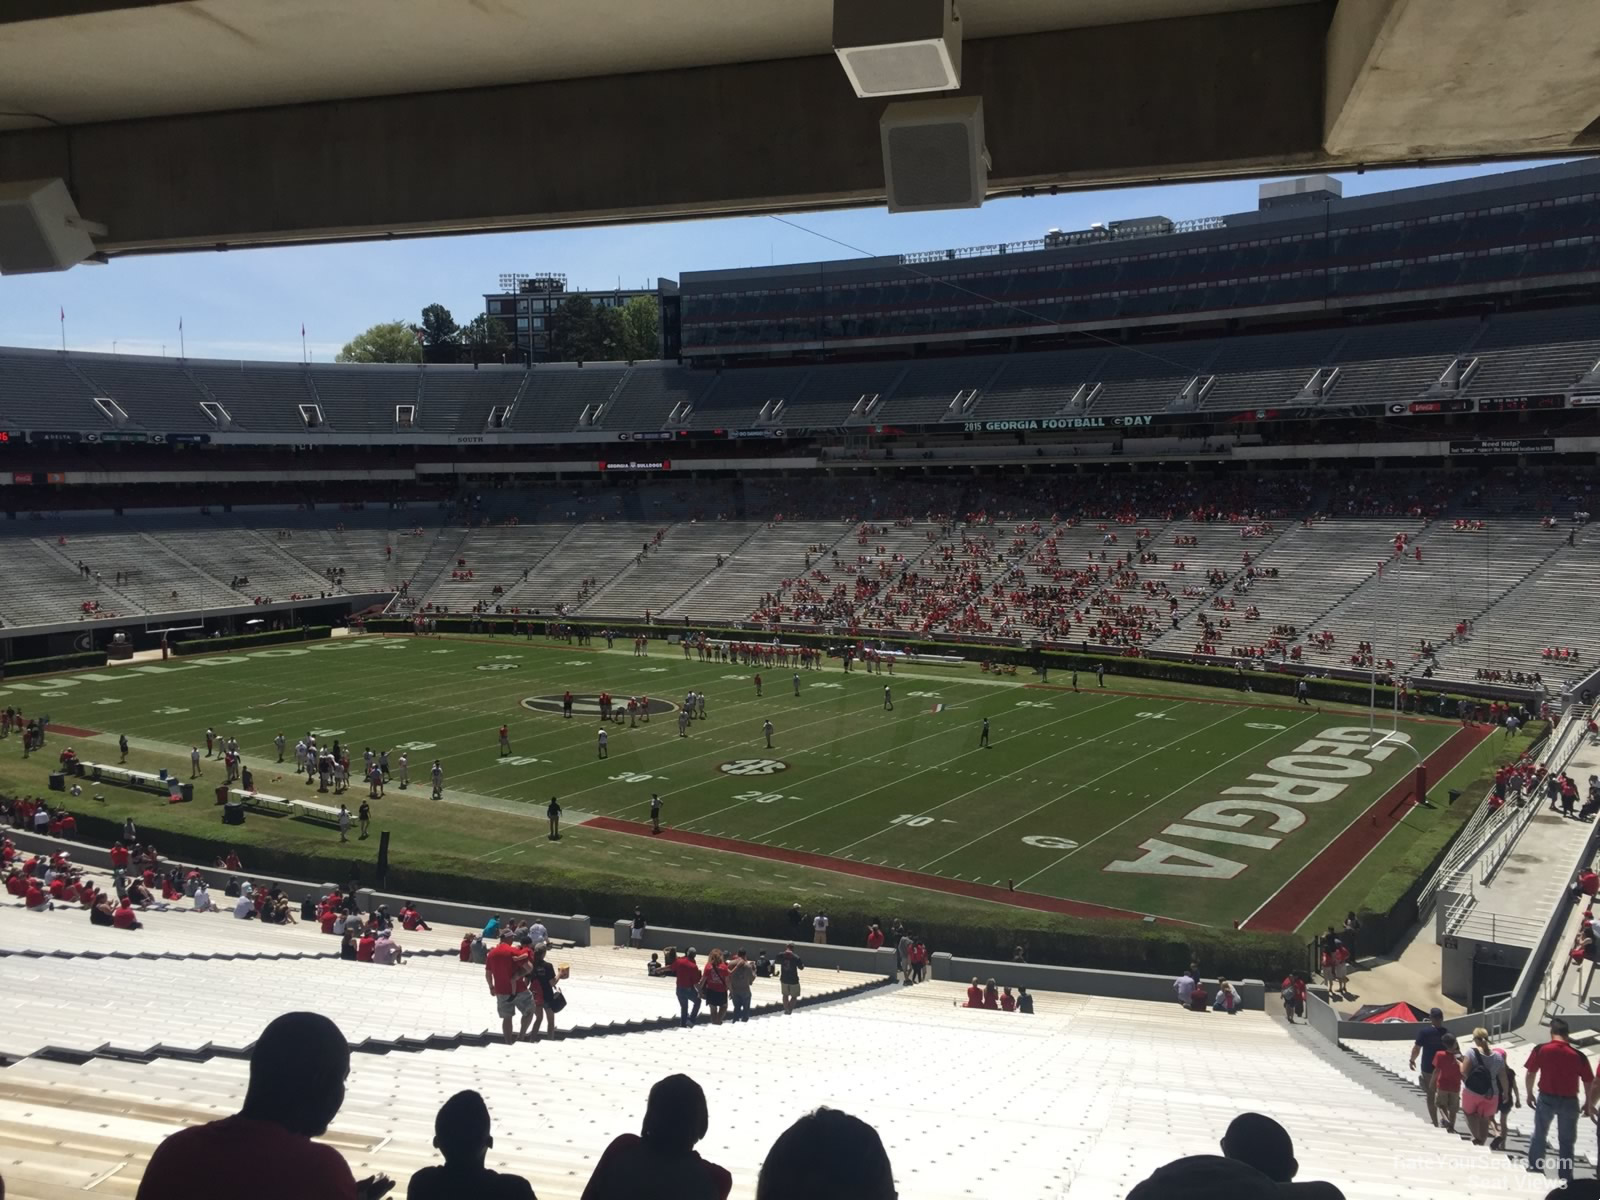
[171, 625, 332, 655]
[2, 649, 108, 678]
[63, 809, 1303, 979]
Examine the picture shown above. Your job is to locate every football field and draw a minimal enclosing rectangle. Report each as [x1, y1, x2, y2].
[0, 632, 1497, 932]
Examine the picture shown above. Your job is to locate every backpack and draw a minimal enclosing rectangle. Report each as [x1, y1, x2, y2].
[1280, 984, 1298, 1007]
[1463, 1048, 1495, 1097]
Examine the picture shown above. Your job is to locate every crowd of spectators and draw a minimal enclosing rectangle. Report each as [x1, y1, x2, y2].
[738, 468, 1587, 683]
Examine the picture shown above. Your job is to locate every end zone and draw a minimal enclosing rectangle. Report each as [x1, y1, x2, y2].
[1241, 723, 1493, 933]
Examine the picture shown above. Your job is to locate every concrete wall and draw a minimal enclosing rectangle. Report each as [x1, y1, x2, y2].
[9, 828, 590, 944]
[612, 921, 896, 978]
[1307, 992, 1342, 1043]
[930, 951, 1265, 1012]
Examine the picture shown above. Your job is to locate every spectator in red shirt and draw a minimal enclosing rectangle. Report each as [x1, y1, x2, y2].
[1574, 870, 1599, 903]
[1281, 973, 1307, 1024]
[1000, 987, 1016, 1012]
[135, 1012, 389, 1200]
[113, 898, 141, 930]
[580, 1074, 732, 1200]
[700, 948, 730, 1026]
[109, 842, 130, 870]
[1525, 1017, 1598, 1182]
[1432, 1033, 1463, 1132]
[670, 949, 704, 1028]
[484, 930, 534, 1044]
[982, 979, 1000, 1010]
[865, 924, 883, 950]
[24, 880, 49, 911]
[400, 902, 431, 932]
[5, 869, 27, 897]
[356, 929, 376, 963]
[754, 1107, 895, 1200]
[964, 977, 984, 1008]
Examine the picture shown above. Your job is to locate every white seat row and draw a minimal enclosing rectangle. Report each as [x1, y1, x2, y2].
[0, 980, 1540, 1200]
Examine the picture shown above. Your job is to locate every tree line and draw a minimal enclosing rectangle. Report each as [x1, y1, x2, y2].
[336, 296, 660, 365]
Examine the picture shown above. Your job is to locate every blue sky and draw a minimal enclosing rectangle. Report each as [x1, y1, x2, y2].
[0, 160, 1569, 362]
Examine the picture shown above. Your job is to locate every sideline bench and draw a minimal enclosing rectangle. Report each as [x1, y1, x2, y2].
[75, 761, 189, 801]
[85, 763, 168, 791]
[231, 788, 343, 826]
[901, 652, 965, 666]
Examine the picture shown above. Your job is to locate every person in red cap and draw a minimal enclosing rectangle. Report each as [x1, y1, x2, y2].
[113, 897, 141, 930]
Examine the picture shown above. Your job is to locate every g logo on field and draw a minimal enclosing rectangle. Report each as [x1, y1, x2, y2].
[719, 759, 788, 776]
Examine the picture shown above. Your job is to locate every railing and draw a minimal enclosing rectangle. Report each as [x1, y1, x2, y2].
[1474, 795, 1544, 887]
[1417, 709, 1588, 918]
[896, 216, 1227, 266]
[1482, 990, 1514, 1039]
[1418, 800, 1514, 917]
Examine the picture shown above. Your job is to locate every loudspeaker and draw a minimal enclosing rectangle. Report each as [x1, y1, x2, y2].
[377, 830, 390, 888]
[834, 0, 961, 98]
[880, 96, 988, 213]
[0, 178, 100, 275]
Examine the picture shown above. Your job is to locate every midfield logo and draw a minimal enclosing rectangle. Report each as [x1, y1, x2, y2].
[718, 759, 788, 776]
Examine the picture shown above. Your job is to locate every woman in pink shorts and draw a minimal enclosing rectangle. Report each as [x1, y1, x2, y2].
[1458, 1027, 1503, 1145]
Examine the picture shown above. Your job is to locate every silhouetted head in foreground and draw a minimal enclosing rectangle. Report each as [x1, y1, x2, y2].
[641, 1073, 709, 1155]
[240, 1011, 349, 1138]
[755, 1107, 895, 1200]
[434, 1089, 494, 1166]
[1221, 1112, 1298, 1182]
[1126, 1155, 1279, 1200]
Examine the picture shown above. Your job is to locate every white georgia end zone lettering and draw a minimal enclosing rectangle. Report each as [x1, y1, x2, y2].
[1104, 727, 1412, 879]
[0, 637, 388, 698]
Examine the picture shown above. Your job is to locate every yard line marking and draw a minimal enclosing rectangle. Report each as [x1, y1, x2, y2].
[1010, 711, 1320, 888]
[826, 704, 1187, 859]
[912, 704, 1243, 870]
[678, 695, 1128, 833]
[743, 697, 1131, 840]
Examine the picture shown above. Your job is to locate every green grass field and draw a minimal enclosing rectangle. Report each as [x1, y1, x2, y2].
[0, 632, 1527, 949]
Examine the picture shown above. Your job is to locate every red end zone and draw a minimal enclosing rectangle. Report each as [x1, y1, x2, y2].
[1243, 723, 1492, 933]
[49, 724, 101, 739]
